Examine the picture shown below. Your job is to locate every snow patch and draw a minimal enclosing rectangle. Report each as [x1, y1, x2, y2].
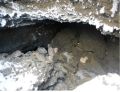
[0, 72, 38, 91]
[103, 24, 114, 33]
[0, 1, 119, 33]
[99, 7, 105, 14]
[0, 60, 38, 91]
[110, 0, 119, 17]
[0, 60, 11, 70]
[74, 73, 120, 92]
[0, 19, 6, 27]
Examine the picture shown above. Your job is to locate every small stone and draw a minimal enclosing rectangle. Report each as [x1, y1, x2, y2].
[80, 56, 88, 64]
[37, 47, 47, 54]
[53, 48, 58, 54]
[10, 50, 23, 58]
[48, 44, 54, 57]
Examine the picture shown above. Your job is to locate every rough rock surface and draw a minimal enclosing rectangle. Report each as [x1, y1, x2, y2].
[0, 0, 119, 35]
[0, 26, 119, 91]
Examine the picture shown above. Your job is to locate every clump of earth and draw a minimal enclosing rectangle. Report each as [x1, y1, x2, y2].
[0, 24, 119, 91]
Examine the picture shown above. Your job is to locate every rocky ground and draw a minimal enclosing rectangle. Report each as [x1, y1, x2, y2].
[0, 24, 119, 91]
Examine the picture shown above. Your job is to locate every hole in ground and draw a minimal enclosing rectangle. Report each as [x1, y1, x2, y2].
[0, 19, 119, 90]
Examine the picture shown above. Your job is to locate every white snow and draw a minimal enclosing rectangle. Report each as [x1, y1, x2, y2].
[89, 12, 92, 15]
[111, 0, 119, 17]
[1, 19, 6, 27]
[0, 60, 38, 91]
[99, 7, 105, 14]
[103, 24, 114, 33]
[0, 60, 11, 70]
[0, 1, 119, 33]
[0, 72, 38, 91]
[74, 73, 120, 92]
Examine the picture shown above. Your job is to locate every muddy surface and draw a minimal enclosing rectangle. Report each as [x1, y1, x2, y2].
[0, 23, 119, 90]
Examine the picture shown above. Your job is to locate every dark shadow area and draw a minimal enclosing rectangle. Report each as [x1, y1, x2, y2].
[0, 20, 62, 53]
[0, 19, 101, 53]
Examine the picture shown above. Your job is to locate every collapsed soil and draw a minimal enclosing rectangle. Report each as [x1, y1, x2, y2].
[0, 24, 119, 90]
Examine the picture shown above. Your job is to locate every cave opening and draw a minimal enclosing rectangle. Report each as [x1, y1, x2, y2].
[0, 19, 119, 90]
[0, 19, 118, 53]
